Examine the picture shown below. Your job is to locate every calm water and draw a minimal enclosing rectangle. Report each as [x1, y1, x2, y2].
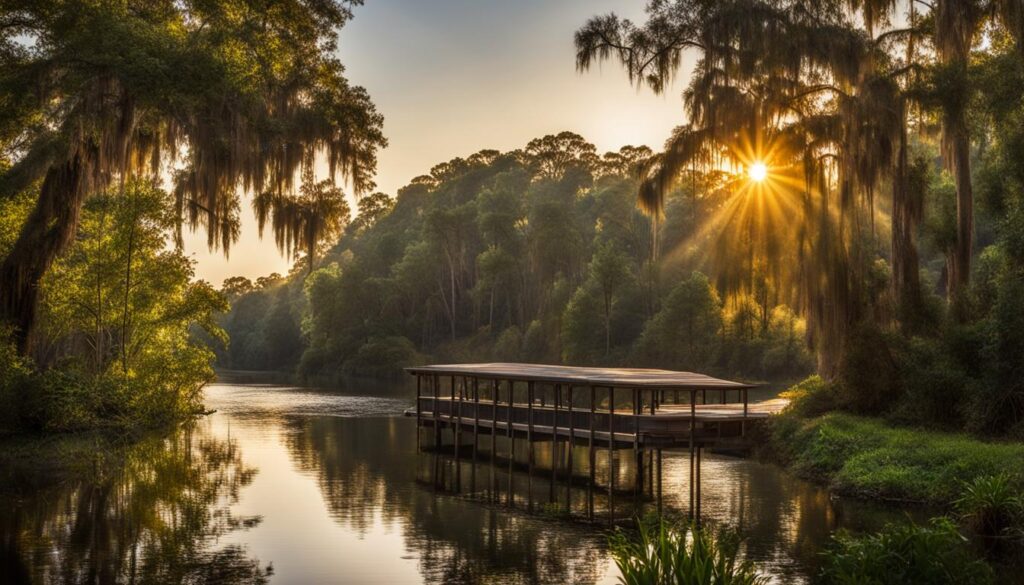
[0, 375, 922, 584]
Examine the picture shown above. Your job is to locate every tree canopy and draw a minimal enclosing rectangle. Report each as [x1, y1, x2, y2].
[0, 0, 385, 353]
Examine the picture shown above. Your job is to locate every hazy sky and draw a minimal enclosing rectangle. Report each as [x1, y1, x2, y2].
[183, 0, 691, 284]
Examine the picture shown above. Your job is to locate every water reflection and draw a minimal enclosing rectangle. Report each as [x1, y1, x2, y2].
[0, 381, 939, 585]
[282, 415, 609, 584]
[0, 429, 269, 584]
[414, 425, 918, 583]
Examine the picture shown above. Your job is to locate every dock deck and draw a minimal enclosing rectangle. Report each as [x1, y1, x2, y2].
[405, 363, 787, 521]
[406, 363, 786, 449]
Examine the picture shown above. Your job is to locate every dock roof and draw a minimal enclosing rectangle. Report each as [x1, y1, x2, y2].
[405, 362, 756, 389]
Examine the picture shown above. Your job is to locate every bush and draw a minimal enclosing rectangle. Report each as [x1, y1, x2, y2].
[0, 333, 34, 434]
[835, 324, 901, 415]
[954, 474, 1024, 538]
[779, 375, 838, 418]
[342, 335, 424, 378]
[819, 517, 994, 585]
[608, 518, 767, 585]
[889, 336, 973, 430]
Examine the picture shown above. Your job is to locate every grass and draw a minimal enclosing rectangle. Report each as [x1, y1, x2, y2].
[954, 474, 1024, 537]
[768, 412, 1024, 505]
[608, 518, 767, 585]
[819, 517, 995, 585]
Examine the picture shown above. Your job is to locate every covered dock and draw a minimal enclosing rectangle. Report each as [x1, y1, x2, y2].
[405, 362, 787, 521]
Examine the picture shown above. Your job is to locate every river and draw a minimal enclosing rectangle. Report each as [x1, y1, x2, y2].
[0, 374, 924, 584]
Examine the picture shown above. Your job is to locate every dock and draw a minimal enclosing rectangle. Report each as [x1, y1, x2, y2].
[405, 362, 787, 522]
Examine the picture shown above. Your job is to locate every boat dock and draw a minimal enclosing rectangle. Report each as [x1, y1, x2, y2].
[404, 363, 787, 521]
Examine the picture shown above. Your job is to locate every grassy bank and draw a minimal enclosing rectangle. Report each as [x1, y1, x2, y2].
[766, 411, 1024, 505]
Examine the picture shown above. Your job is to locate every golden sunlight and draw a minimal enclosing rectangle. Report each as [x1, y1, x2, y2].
[748, 162, 768, 182]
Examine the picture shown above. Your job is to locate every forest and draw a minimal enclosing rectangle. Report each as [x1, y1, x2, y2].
[214, 133, 814, 383]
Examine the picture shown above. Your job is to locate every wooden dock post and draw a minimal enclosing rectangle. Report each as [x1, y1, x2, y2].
[609, 386, 615, 524]
[566, 384, 574, 513]
[695, 445, 702, 523]
[689, 388, 696, 519]
[588, 384, 596, 520]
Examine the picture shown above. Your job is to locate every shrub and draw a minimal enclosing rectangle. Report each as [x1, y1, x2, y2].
[954, 474, 1024, 538]
[343, 335, 424, 378]
[608, 518, 767, 585]
[0, 329, 35, 433]
[779, 375, 838, 418]
[819, 517, 994, 585]
[835, 324, 901, 415]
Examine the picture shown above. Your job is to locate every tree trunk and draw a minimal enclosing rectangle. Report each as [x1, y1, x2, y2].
[947, 122, 973, 311]
[0, 153, 88, 355]
[891, 117, 924, 329]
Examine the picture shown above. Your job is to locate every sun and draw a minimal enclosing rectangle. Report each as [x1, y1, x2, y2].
[748, 161, 768, 182]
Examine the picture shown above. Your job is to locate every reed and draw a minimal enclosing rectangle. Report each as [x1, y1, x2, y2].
[607, 518, 766, 585]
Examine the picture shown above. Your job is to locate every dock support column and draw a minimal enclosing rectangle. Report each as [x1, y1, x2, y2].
[632, 388, 640, 505]
[527, 381, 535, 513]
[588, 384, 596, 520]
[507, 380, 514, 507]
[433, 374, 441, 448]
[455, 376, 463, 492]
[415, 374, 421, 450]
[551, 383, 559, 504]
[689, 388, 696, 520]
[609, 386, 615, 524]
[695, 445, 702, 524]
[566, 384, 574, 513]
[656, 448, 663, 516]
[742, 387, 749, 437]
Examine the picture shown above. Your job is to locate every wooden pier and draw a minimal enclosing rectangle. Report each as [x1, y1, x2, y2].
[404, 362, 786, 521]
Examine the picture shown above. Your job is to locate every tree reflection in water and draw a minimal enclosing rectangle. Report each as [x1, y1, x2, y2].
[283, 414, 926, 584]
[0, 426, 270, 585]
[283, 415, 608, 585]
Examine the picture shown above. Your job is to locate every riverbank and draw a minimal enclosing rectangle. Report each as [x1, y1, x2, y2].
[762, 410, 1024, 506]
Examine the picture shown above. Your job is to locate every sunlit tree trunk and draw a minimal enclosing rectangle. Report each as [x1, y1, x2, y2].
[0, 153, 88, 355]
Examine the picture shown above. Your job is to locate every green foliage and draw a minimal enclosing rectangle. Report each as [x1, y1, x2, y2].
[819, 517, 994, 585]
[633, 273, 722, 372]
[1, 181, 225, 434]
[954, 474, 1024, 538]
[770, 412, 1024, 504]
[608, 518, 767, 585]
[216, 134, 820, 383]
[779, 376, 837, 418]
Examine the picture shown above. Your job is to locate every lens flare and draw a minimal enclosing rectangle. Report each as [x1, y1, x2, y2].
[749, 162, 768, 182]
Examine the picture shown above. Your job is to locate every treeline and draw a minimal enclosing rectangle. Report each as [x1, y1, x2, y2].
[217, 132, 814, 381]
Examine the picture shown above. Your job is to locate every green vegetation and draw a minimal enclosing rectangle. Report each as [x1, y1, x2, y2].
[0, 182, 226, 434]
[608, 519, 766, 585]
[216, 134, 815, 380]
[769, 410, 1024, 505]
[955, 474, 1024, 538]
[0, 0, 383, 434]
[819, 518, 995, 585]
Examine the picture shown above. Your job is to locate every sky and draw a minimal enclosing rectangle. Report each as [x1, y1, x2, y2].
[182, 0, 692, 285]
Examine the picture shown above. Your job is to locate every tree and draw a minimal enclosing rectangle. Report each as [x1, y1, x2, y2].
[633, 272, 723, 371]
[0, 0, 384, 354]
[589, 242, 632, 357]
[575, 0, 918, 375]
[524, 132, 598, 180]
[37, 180, 226, 425]
[254, 164, 352, 275]
[221, 277, 254, 300]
